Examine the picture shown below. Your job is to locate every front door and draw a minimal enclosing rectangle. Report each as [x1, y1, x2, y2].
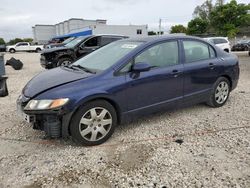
[124, 40, 184, 112]
[77, 36, 100, 58]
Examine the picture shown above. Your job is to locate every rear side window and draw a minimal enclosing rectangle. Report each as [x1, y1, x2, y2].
[213, 38, 228, 44]
[101, 37, 121, 46]
[183, 40, 210, 63]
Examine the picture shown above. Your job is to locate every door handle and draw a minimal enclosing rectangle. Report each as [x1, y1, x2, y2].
[171, 70, 181, 77]
[209, 63, 215, 70]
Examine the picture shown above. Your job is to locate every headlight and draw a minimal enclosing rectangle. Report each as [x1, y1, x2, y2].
[24, 98, 69, 110]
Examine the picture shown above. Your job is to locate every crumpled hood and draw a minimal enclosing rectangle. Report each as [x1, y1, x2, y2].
[23, 67, 91, 98]
[42, 46, 71, 54]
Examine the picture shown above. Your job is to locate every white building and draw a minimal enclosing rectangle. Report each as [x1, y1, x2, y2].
[32, 18, 148, 44]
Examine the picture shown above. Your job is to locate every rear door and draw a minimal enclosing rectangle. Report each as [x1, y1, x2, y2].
[182, 39, 221, 103]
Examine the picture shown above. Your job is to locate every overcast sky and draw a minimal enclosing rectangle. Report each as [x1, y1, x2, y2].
[0, 0, 249, 41]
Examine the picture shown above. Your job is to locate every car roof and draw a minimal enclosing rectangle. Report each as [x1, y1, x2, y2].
[93, 34, 128, 38]
[122, 34, 205, 43]
[204, 37, 228, 40]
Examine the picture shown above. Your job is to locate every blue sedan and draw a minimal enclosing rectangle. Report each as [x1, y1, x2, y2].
[17, 35, 239, 145]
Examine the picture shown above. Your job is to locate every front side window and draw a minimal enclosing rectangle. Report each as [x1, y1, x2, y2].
[84, 37, 99, 47]
[134, 41, 179, 68]
[17, 43, 28, 46]
[183, 40, 210, 63]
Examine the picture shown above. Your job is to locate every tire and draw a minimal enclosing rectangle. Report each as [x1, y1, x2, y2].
[206, 77, 230, 108]
[0, 79, 8, 97]
[70, 100, 117, 146]
[9, 48, 15, 53]
[57, 57, 72, 67]
[36, 48, 41, 53]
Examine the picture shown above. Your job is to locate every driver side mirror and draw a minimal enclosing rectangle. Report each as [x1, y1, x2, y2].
[132, 62, 151, 72]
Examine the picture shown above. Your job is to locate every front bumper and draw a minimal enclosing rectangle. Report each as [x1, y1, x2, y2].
[40, 55, 55, 69]
[16, 95, 72, 138]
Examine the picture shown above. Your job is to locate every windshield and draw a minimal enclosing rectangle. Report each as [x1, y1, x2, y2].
[65, 36, 89, 48]
[73, 41, 143, 72]
[62, 37, 75, 44]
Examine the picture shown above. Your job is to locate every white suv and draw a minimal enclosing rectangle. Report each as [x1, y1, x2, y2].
[204, 37, 231, 53]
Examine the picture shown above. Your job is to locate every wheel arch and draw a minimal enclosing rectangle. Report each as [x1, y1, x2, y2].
[220, 75, 232, 90]
[58, 55, 73, 60]
[63, 95, 122, 137]
[9, 48, 15, 52]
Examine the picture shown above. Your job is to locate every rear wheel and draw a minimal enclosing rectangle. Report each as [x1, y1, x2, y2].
[207, 77, 230, 107]
[57, 57, 72, 67]
[36, 48, 41, 53]
[70, 100, 117, 146]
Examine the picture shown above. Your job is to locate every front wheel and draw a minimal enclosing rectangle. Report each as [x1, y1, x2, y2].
[207, 77, 230, 107]
[70, 100, 117, 146]
[9, 49, 15, 53]
[57, 58, 72, 67]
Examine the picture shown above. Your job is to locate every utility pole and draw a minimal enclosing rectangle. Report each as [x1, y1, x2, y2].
[159, 18, 162, 35]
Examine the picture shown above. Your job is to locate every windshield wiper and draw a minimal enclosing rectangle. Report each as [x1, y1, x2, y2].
[70, 64, 96, 74]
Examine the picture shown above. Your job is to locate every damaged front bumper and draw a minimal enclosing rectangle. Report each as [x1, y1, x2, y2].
[16, 95, 72, 138]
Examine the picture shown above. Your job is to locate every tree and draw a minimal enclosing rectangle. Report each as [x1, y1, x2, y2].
[170, 25, 187, 34]
[0, 38, 5, 45]
[210, 0, 250, 38]
[23, 38, 33, 43]
[187, 18, 209, 35]
[216, 0, 225, 6]
[8, 38, 24, 45]
[148, 31, 157, 35]
[193, 0, 213, 21]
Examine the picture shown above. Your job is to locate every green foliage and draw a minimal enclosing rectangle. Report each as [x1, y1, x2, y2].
[0, 38, 5, 45]
[210, 0, 250, 38]
[190, 0, 250, 38]
[193, 0, 213, 21]
[187, 18, 209, 35]
[23, 38, 33, 43]
[148, 31, 157, 35]
[8, 38, 24, 45]
[7, 38, 34, 45]
[170, 25, 187, 34]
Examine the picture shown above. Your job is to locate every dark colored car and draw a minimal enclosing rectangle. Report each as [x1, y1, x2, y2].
[231, 40, 250, 51]
[0, 44, 6, 52]
[40, 34, 128, 69]
[17, 35, 239, 146]
[44, 37, 76, 49]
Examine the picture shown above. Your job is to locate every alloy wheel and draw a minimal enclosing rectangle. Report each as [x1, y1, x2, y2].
[61, 60, 71, 66]
[215, 81, 229, 104]
[78, 107, 112, 142]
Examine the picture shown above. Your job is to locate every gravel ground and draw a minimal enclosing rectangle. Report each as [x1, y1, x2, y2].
[0, 52, 249, 188]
